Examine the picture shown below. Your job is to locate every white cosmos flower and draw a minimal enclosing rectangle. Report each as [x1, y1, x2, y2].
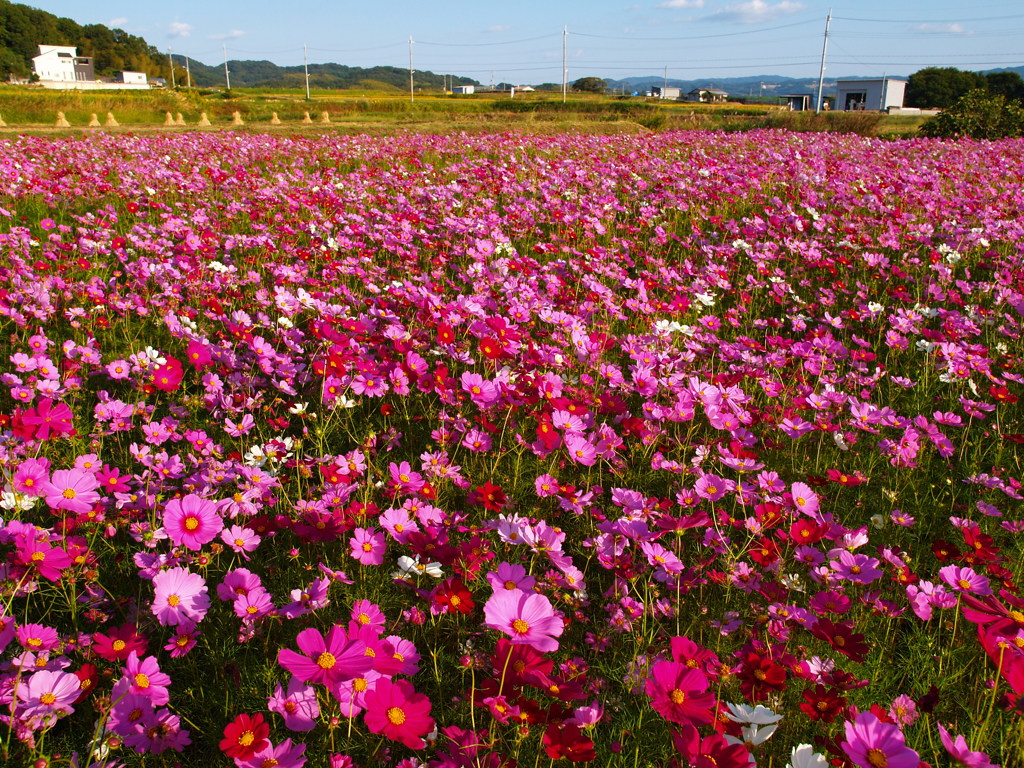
[724, 702, 782, 725]
[787, 744, 828, 768]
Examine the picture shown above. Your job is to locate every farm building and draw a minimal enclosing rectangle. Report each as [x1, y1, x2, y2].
[452, 85, 475, 95]
[651, 86, 681, 100]
[781, 94, 812, 111]
[32, 45, 95, 83]
[835, 77, 906, 112]
[117, 71, 148, 85]
[686, 88, 729, 103]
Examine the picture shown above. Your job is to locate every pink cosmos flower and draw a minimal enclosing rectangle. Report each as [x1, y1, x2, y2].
[486, 562, 536, 593]
[350, 527, 386, 565]
[564, 432, 598, 466]
[19, 398, 75, 440]
[278, 625, 372, 687]
[236, 738, 307, 768]
[12, 458, 49, 496]
[938, 724, 1000, 768]
[41, 468, 101, 514]
[483, 588, 564, 653]
[694, 473, 732, 502]
[151, 566, 210, 626]
[15, 536, 72, 582]
[841, 712, 920, 768]
[122, 652, 172, 705]
[17, 669, 80, 720]
[939, 565, 993, 597]
[17, 623, 60, 652]
[162, 494, 223, 550]
[791, 481, 820, 516]
[389, 461, 424, 494]
[221, 524, 261, 560]
[363, 678, 435, 749]
[268, 677, 320, 732]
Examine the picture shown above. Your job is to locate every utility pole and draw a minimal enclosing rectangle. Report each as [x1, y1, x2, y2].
[304, 44, 310, 101]
[815, 9, 831, 112]
[224, 44, 231, 90]
[185, 55, 192, 89]
[409, 36, 414, 103]
[562, 26, 567, 104]
[663, 65, 668, 95]
[168, 49, 176, 88]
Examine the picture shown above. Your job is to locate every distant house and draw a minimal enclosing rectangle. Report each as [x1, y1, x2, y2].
[686, 88, 729, 103]
[32, 45, 95, 83]
[835, 77, 906, 111]
[117, 71, 148, 85]
[452, 85, 475, 95]
[651, 86, 681, 100]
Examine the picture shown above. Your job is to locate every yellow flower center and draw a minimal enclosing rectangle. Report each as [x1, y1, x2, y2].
[866, 748, 888, 768]
[31, 551, 46, 562]
[62, 488, 77, 499]
[386, 706, 406, 725]
[353, 677, 368, 692]
[317, 652, 336, 669]
[183, 516, 200, 531]
[238, 731, 255, 747]
[167, 594, 180, 607]
[511, 619, 530, 635]
[112, 639, 127, 651]
[357, 612, 371, 624]
[669, 689, 686, 705]
[134, 673, 150, 689]
[40, 692, 57, 705]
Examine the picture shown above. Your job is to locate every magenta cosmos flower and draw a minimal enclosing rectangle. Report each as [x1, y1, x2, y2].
[363, 678, 435, 749]
[841, 712, 921, 768]
[483, 588, 564, 653]
[645, 661, 716, 726]
[278, 625, 372, 687]
[162, 494, 224, 550]
[938, 725, 999, 768]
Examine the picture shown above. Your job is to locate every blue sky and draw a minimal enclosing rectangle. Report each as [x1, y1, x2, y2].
[30, 0, 1024, 84]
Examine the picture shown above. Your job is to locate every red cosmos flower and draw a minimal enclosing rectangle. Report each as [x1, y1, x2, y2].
[92, 623, 149, 662]
[437, 323, 455, 345]
[672, 723, 751, 768]
[826, 469, 864, 486]
[799, 684, 847, 723]
[738, 652, 788, 702]
[989, 385, 1018, 404]
[492, 638, 554, 689]
[434, 577, 475, 615]
[809, 618, 870, 663]
[543, 721, 597, 762]
[74, 662, 99, 703]
[472, 481, 507, 512]
[364, 678, 435, 749]
[220, 712, 270, 759]
[479, 337, 506, 360]
[749, 537, 781, 567]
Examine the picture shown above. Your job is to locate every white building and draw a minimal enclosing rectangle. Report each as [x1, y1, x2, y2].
[32, 45, 95, 83]
[835, 78, 906, 112]
[118, 71, 148, 85]
[451, 85, 475, 95]
[651, 86, 681, 100]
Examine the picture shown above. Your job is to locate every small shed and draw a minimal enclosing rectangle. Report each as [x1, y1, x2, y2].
[117, 71, 148, 85]
[452, 85, 475, 95]
[835, 78, 906, 111]
[781, 94, 812, 111]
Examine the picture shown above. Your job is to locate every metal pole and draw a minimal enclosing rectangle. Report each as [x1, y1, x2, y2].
[168, 49, 176, 88]
[409, 36, 414, 103]
[304, 44, 310, 101]
[815, 10, 831, 112]
[562, 26, 567, 103]
[224, 44, 231, 90]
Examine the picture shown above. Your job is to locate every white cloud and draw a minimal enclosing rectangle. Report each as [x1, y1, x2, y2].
[108, 17, 128, 27]
[211, 30, 247, 40]
[485, 25, 511, 33]
[912, 23, 972, 35]
[658, 0, 705, 8]
[705, 0, 806, 24]
[168, 22, 192, 38]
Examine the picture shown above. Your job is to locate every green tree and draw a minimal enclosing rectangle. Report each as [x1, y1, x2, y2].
[906, 67, 987, 108]
[919, 89, 1024, 140]
[572, 76, 606, 94]
[984, 71, 1024, 101]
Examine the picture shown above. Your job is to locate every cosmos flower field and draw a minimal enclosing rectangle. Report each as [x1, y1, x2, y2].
[0, 129, 1021, 768]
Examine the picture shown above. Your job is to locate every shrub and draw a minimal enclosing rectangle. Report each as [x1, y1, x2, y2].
[919, 89, 1024, 139]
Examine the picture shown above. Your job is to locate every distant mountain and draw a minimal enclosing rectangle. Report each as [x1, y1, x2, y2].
[178, 57, 477, 92]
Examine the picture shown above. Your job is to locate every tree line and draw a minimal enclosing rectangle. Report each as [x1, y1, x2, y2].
[906, 67, 1024, 109]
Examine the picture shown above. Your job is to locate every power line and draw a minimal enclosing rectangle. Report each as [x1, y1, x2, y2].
[571, 19, 818, 42]
[833, 13, 1024, 23]
[416, 34, 560, 47]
